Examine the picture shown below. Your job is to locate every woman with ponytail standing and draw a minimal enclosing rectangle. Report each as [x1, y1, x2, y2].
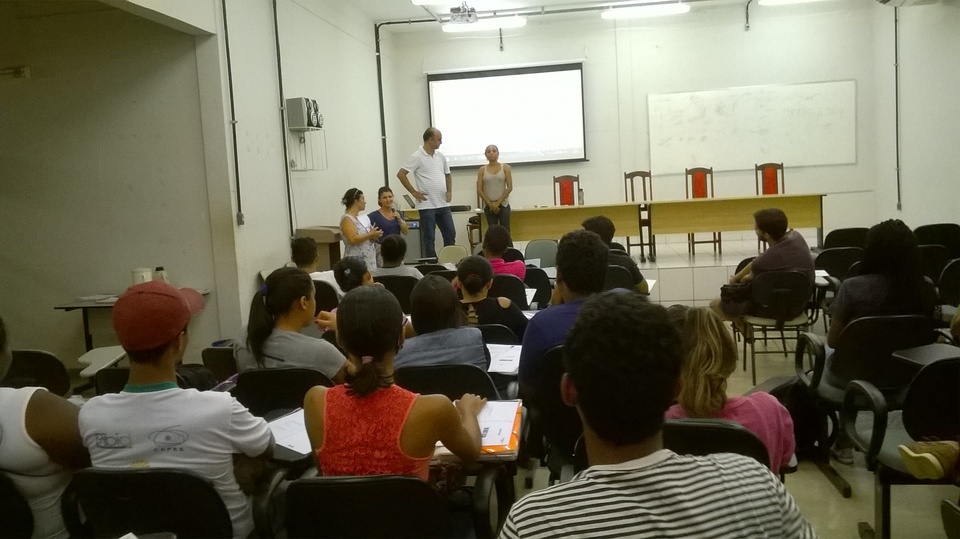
[303, 286, 485, 479]
[234, 267, 347, 382]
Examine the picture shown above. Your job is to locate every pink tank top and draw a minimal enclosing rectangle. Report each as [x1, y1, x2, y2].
[318, 385, 431, 481]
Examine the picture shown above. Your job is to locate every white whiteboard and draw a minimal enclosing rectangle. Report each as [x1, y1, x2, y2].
[647, 81, 856, 173]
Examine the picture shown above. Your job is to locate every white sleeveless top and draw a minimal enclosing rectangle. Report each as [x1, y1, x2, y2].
[0, 387, 72, 539]
[341, 213, 378, 269]
[482, 166, 509, 205]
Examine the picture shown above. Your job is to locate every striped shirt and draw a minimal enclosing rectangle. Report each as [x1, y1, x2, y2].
[499, 450, 817, 539]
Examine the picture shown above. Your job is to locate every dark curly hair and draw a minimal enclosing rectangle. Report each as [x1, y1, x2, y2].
[564, 292, 679, 445]
[556, 230, 608, 294]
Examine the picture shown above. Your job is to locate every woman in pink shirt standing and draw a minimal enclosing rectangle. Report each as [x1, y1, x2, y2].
[483, 225, 525, 280]
[665, 306, 795, 472]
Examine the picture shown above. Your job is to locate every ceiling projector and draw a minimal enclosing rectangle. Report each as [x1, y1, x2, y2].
[450, 2, 478, 24]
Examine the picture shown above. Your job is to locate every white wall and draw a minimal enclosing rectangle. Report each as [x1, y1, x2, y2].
[872, 2, 960, 227]
[219, 0, 293, 322]
[277, 0, 387, 231]
[0, 1, 221, 365]
[381, 0, 960, 241]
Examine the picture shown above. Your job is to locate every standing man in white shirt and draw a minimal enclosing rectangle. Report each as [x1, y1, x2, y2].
[397, 127, 455, 259]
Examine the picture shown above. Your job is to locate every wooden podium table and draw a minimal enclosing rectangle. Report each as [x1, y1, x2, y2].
[500, 194, 824, 261]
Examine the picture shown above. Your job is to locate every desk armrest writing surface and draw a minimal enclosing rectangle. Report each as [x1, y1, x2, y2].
[77, 346, 126, 378]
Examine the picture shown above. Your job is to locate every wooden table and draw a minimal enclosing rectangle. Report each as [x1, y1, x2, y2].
[497, 194, 824, 262]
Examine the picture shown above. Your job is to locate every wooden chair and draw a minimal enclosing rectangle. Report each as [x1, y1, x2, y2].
[755, 163, 785, 196]
[553, 175, 580, 206]
[684, 167, 721, 255]
[755, 163, 784, 250]
[624, 170, 654, 262]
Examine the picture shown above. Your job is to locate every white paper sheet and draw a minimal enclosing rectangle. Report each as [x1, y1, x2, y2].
[268, 408, 312, 455]
[487, 344, 521, 374]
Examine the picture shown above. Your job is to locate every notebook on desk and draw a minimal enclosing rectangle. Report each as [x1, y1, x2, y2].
[435, 400, 522, 461]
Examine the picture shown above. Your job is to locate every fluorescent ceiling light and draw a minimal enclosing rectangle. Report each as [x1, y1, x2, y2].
[442, 16, 527, 33]
[601, 3, 691, 19]
[757, 0, 832, 5]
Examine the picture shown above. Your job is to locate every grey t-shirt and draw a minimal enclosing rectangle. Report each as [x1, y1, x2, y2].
[234, 327, 346, 380]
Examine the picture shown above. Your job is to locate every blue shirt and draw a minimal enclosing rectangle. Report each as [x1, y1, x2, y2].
[368, 209, 403, 242]
[518, 300, 587, 387]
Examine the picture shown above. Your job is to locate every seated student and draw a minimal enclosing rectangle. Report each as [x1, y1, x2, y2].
[664, 305, 795, 472]
[581, 215, 647, 293]
[457, 255, 528, 341]
[519, 230, 608, 391]
[827, 219, 935, 347]
[371, 235, 423, 279]
[500, 294, 816, 538]
[483, 225, 525, 280]
[710, 208, 814, 322]
[333, 256, 375, 294]
[234, 267, 347, 382]
[0, 316, 90, 539]
[78, 281, 274, 539]
[291, 236, 344, 298]
[303, 287, 484, 480]
[825, 219, 935, 465]
[395, 275, 488, 370]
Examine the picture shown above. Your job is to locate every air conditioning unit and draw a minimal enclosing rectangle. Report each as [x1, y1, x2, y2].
[875, 0, 939, 7]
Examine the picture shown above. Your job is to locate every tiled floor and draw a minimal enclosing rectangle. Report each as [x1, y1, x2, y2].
[512, 235, 958, 539]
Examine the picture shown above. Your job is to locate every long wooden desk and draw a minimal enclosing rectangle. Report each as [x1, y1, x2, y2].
[646, 193, 825, 259]
[497, 194, 824, 261]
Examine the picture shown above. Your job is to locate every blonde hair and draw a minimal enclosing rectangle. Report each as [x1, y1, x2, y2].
[672, 307, 738, 417]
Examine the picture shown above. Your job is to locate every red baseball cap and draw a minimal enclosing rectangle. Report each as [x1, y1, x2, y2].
[112, 281, 204, 352]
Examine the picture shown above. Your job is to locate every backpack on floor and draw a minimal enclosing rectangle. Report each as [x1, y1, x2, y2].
[768, 376, 822, 459]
